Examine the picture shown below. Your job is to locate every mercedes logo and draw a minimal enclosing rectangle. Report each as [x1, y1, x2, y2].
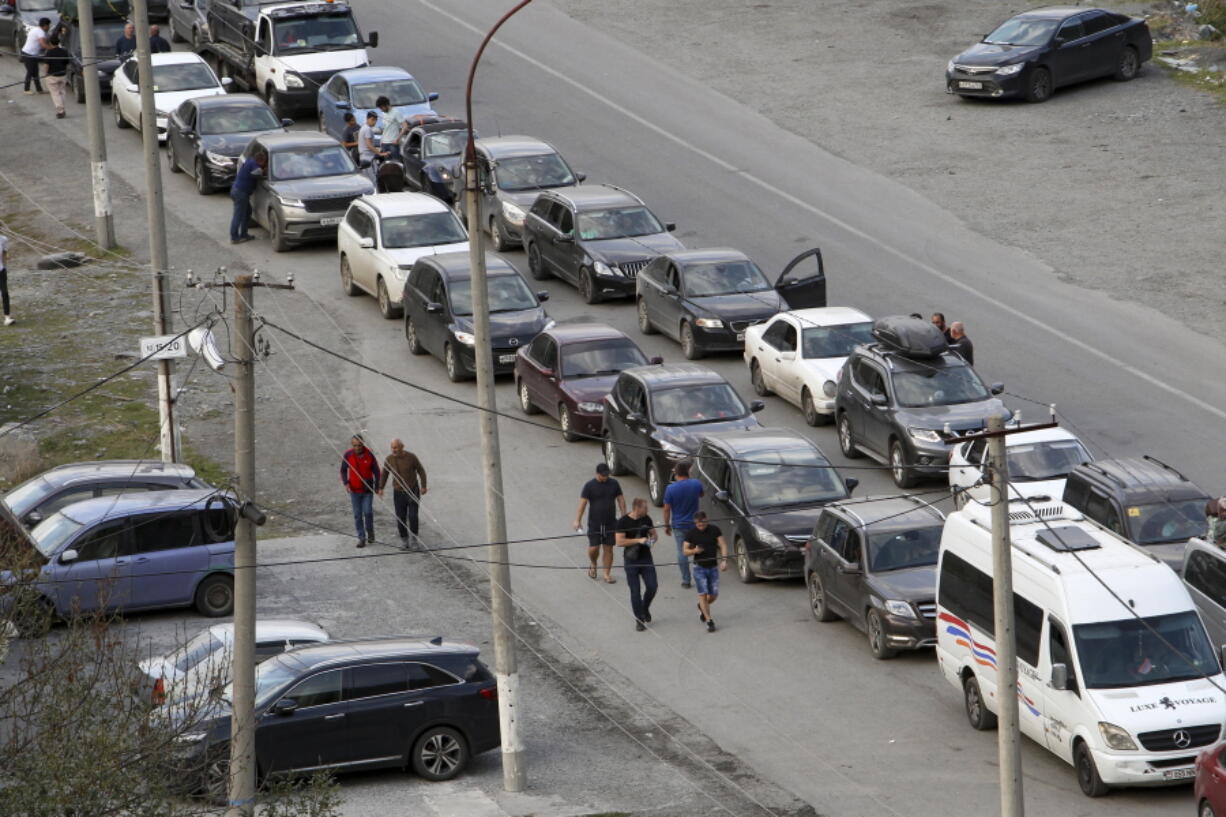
[1173, 729, 1193, 749]
[509, 338, 519, 346]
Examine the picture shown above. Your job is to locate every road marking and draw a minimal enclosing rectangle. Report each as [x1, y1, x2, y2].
[419, 0, 1226, 423]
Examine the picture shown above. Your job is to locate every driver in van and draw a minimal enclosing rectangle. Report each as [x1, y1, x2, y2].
[1205, 497, 1226, 546]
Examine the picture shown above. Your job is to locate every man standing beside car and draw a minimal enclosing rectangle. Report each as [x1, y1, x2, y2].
[574, 463, 625, 584]
[341, 435, 380, 548]
[662, 461, 703, 589]
[616, 498, 657, 631]
[378, 438, 427, 549]
[375, 95, 405, 161]
[229, 151, 265, 244]
[949, 321, 974, 366]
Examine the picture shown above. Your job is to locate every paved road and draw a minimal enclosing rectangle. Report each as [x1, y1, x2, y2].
[25, 0, 1225, 814]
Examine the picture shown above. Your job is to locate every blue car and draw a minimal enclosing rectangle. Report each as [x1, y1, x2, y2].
[317, 66, 439, 147]
[12, 489, 236, 621]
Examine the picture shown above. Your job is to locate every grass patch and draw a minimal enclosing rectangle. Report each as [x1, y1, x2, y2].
[1168, 64, 1226, 102]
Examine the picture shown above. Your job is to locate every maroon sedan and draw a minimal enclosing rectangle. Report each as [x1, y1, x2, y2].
[515, 322, 659, 442]
[1196, 741, 1226, 817]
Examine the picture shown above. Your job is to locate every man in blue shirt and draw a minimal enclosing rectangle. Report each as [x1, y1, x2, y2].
[662, 460, 703, 588]
[229, 152, 266, 244]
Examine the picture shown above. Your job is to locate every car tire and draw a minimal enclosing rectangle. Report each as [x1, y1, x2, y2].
[890, 439, 918, 489]
[377, 278, 401, 319]
[866, 609, 898, 660]
[192, 26, 204, 52]
[1075, 740, 1109, 797]
[269, 209, 291, 253]
[1199, 799, 1217, 817]
[339, 255, 359, 295]
[526, 243, 550, 281]
[167, 139, 182, 173]
[603, 436, 627, 475]
[517, 379, 540, 415]
[750, 360, 771, 397]
[646, 459, 665, 507]
[559, 404, 581, 442]
[802, 388, 826, 426]
[444, 343, 468, 382]
[404, 317, 426, 355]
[113, 97, 129, 128]
[264, 85, 287, 119]
[734, 537, 758, 583]
[411, 726, 468, 782]
[195, 158, 214, 195]
[637, 298, 656, 335]
[837, 413, 862, 459]
[194, 574, 234, 617]
[680, 322, 703, 360]
[963, 675, 997, 731]
[489, 216, 509, 252]
[579, 270, 600, 305]
[202, 748, 230, 805]
[1113, 46, 1140, 81]
[807, 571, 837, 622]
[1024, 66, 1052, 103]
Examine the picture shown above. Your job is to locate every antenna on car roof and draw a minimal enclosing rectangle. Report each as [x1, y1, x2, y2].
[429, 636, 443, 646]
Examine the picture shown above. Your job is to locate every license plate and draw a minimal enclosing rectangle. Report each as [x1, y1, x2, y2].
[958, 81, 983, 90]
[319, 216, 342, 226]
[499, 354, 516, 364]
[1163, 767, 1196, 780]
[735, 332, 745, 342]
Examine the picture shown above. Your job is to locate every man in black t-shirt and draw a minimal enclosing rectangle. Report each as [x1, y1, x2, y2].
[573, 462, 625, 583]
[682, 512, 728, 632]
[616, 498, 657, 631]
[42, 34, 70, 118]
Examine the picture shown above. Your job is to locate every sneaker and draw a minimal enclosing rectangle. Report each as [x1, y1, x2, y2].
[356, 537, 366, 549]
[706, 619, 716, 633]
[3, 316, 14, 326]
[681, 581, 692, 589]
[55, 111, 65, 119]
[24, 90, 34, 95]
[635, 620, 646, 632]
[643, 610, 652, 623]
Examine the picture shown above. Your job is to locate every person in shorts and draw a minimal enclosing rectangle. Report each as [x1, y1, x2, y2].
[683, 512, 728, 632]
[573, 462, 625, 583]
[616, 498, 657, 631]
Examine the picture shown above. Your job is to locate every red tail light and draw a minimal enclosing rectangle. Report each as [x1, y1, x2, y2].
[479, 686, 497, 700]
[152, 677, 166, 706]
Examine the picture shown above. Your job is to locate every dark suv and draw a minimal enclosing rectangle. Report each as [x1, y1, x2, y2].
[1062, 456, 1209, 567]
[804, 495, 946, 659]
[834, 315, 1008, 488]
[602, 364, 763, 506]
[180, 637, 499, 798]
[694, 428, 856, 582]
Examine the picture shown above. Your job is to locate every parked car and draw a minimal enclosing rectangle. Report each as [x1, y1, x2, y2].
[16, 489, 235, 621]
[242, 131, 375, 251]
[1062, 457, 1209, 567]
[693, 428, 856, 582]
[61, 14, 125, 103]
[400, 118, 470, 204]
[949, 425, 1092, 508]
[0, 0, 58, 57]
[602, 364, 764, 506]
[1196, 739, 1226, 817]
[636, 247, 828, 360]
[176, 636, 500, 798]
[112, 51, 231, 141]
[317, 66, 438, 145]
[946, 6, 1151, 102]
[514, 321, 658, 443]
[3, 460, 209, 529]
[139, 619, 330, 705]
[521, 184, 683, 303]
[835, 315, 1008, 489]
[402, 251, 551, 382]
[454, 135, 584, 251]
[806, 495, 946, 658]
[338, 192, 469, 318]
[743, 306, 873, 426]
[166, 94, 291, 195]
[167, 0, 209, 49]
[1182, 538, 1226, 654]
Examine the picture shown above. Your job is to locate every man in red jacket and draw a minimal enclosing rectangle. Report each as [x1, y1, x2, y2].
[340, 435, 381, 548]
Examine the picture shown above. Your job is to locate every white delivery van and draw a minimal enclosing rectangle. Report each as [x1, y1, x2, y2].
[936, 498, 1226, 797]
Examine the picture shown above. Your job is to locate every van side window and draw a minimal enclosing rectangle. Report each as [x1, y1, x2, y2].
[1187, 550, 1226, 609]
[1014, 594, 1043, 667]
[1084, 491, 1124, 535]
[1048, 619, 1079, 694]
[826, 519, 849, 554]
[938, 551, 994, 635]
[346, 662, 409, 700]
[74, 520, 130, 562]
[130, 511, 200, 554]
[965, 438, 987, 466]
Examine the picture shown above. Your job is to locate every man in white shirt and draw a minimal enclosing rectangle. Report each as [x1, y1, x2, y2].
[0, 233, 14, 326]
[357, 110, 387, 184]
[375, 95, 405, 161]
[21, 18, 52, 95]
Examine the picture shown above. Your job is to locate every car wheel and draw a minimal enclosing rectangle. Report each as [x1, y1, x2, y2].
[838, 413, 862, 459]
[867, 609, 897, 660]
[1024, 66, 1052, 103]
[559, 405, 581, 442]
[169, 14, 184, 42]
[1200, 799, 1217, 817]
[1075, 740, 1109, 797]
[579, 270, 600, 305]
[637, 298, 657, 335]
[195, 158, 214, 195]
[269, 209, 291, 253]
[1113, 46, 1140, 81]
[750, 360, 770, 397]
[73, 72, 84, 104]
[338, 256, 360, 296]
[377, 277, 401, 319]
[801, 388, 820, 426]
[890, 439, 918, 489]
[517, 379, 540, 415]
[404, 317, 426, 354]
[194, 574, 234, 617]
[192, 25, 204, 52]
[488, 216, 508, 252]
[603, 436, 627, 475]
[527, 243, 550, 281]
[264, 85, 287, 119]
[202, 749, 230, 805]
[963, 675, 997, 731]
[411, 726, 468, 782]
[734, 537, 758, 583]
[646, 459, 664, 507]
[680, 322, 703, 360]
[444, 344, 468, 382]
[167, 139, 182, 173]
[113, 97, 129, 128]
[807, 571, 837, 622]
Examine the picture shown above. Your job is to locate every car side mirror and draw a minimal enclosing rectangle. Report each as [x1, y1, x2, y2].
[367, 31, 379, 48]
[358, 237, 374, 249]
[990, 382, 1004, 395]
[126, 84, 138, 93]
[750, 400, 765, 413]
[715, 489, 730, 502]
[221, 76, 233, 87]
[665, 222, 676, 232]
[837, 562, 862, 575]
[280, 118, 293, 127]
[1051, 663, 1069, 691]
[845, 477, 859, 494]
[271, 698, 298, 716]
[427, 91, 439, 101]
[59, 549, 79, 564]
[425, 302, 442, 314]
[25, 510, 43, 525]
[180, 127, 195, 137]
[407, 146, 420, 156]
[649, 356, 663, 365]
[180, 1, 193, 7]
[536, 290, 549, 302]
[870, 392, 888, 406]
[1054, 36, 1066, 46]
[625, 411, 642, 424]
[335, 101, 350, 111]
[576, 172, 586, 182]
[554, 233, 573, 243]
[540, 368, 554, 378]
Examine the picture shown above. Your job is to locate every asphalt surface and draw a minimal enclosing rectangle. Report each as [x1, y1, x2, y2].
[5, 0, 1224, 815]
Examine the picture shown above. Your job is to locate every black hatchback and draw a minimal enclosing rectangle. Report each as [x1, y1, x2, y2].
[166, 94, 291, 195]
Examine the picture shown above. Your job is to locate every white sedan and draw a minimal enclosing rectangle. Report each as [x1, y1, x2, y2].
[743, 306, 873, 425]
[337, 192, 470, 318]
[948, 425, 1093, 507]
[112, 52, 230, 142]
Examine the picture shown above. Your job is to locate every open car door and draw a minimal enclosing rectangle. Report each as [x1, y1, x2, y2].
[776, 248, 826, 310]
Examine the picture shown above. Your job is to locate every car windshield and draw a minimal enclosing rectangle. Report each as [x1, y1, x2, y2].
[4, 476, 52, 518]
[20, 0, 58, 10]
[1073, 611, 1220, 689]
[150, 63, 218, 93]
[29, 511, 84, 559]
[576, 207, 664, 241]
[352, 78, 427, 108]
[984, 16, 1059, 46]
[651, 384, 746, 426]
[273, 15, 361, 54]
[801, 321, 875, 358]
[494, 154, 574, 192]
[1126, 499, 1208, 545]
[892, 366, 990, 408]
[269, 145, 355, 180]
[448, 275, 537, 316]
[684, 261, 771, 297]
[171, 630, 228, 673]
[423, 131, 466, 158]
[868, 526, 941, 572]
[738, 450, 845, 511]
[381, 212, 466, 249]
[200, 105, 281, 135]
[560, 339, 647, 379]
[1006, 440, 1092, 482]
[94, 24, 127, 55]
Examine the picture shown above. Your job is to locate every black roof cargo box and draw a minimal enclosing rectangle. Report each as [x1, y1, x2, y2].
[872, 315, 948, 359]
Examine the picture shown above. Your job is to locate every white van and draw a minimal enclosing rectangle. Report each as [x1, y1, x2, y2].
[936, 498, 1226, 797]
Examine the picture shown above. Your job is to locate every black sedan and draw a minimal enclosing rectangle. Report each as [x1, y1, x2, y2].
[636, 247, 827, 360]
[693, 428, 856, 582]
[61, 16, 125, 103]
[400, 119, 471, 205]
[166, 94, 291, 195]
[946, 6, 1151, 102]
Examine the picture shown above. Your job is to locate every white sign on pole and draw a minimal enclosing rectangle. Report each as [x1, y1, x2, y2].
[140, 334, 188, 361]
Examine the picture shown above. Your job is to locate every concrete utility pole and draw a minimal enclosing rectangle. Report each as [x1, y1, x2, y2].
[131, 0, 177, 462]
[75, 0, 115, 249]
[463, 0, 533, 793]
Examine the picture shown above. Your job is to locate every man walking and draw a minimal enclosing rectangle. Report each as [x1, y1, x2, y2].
[340, 435, 380, 548]
[682, 512, 728, 633]
[229, 151, 265, 243]
[616, 498, 657, 631]
[377, 438, 427, 549]
[114, 22, 137, 57]
[21, 18, 52, 95]
[0, 232, 12, 326]
[573, 463, 625, 583]
[375, 95, 406, 161]
[148, 24, 171, 53]
[662, 461, 702, 588]
[949, 321, 974, 366]
[42, 34, 70, 119]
